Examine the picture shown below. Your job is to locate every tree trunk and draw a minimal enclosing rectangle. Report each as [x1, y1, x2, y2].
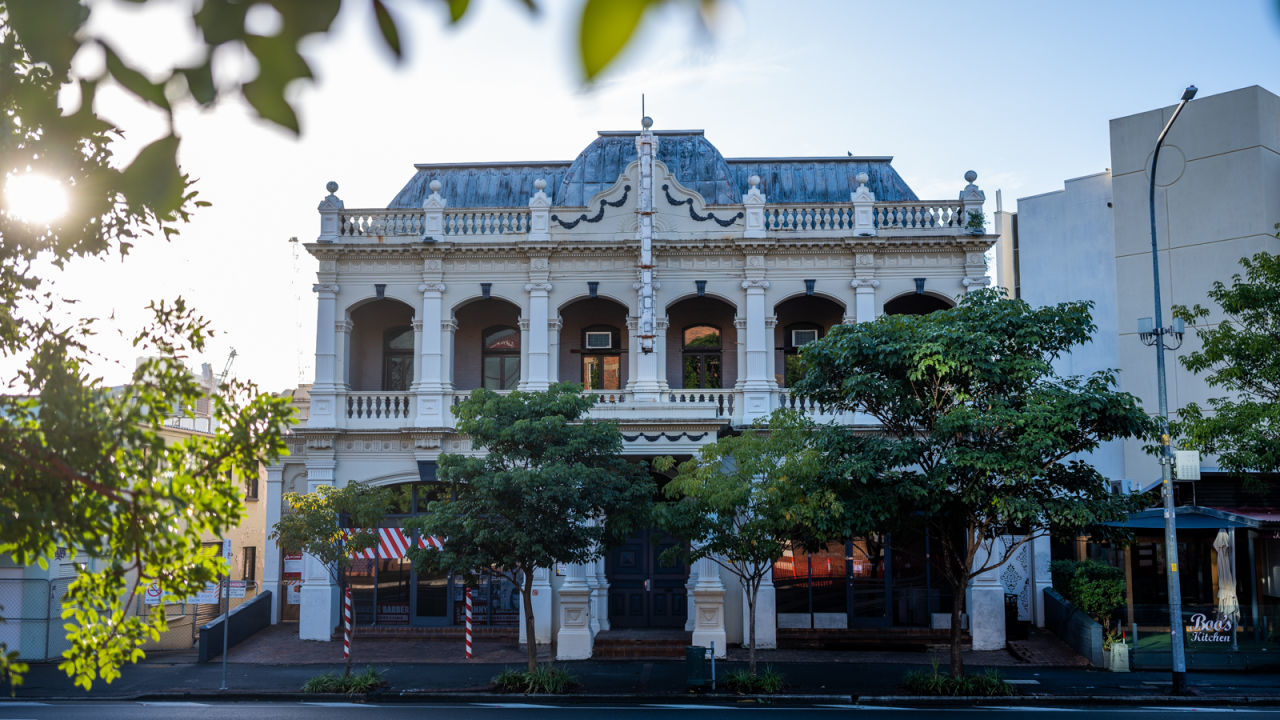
[747, 579, 757, 677]
[522, 572, 538, 674]
[949, 577, 965, 679]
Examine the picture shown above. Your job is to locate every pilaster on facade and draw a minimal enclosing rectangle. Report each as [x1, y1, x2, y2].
[969, 540, 1008, 652]
[556, 562, 593, 660]
[852, 277, 880, 323]
[739, 275, 774, 423]
[742, 175, 766, 240]
[421, 180, 446, 240]
[300, 460, 339, 641]
[263, 465, 285, 624]
[851, 172, 877, 237]
[310, 282, 341, 428]
[691, 557, 727, 658]
[527, 179, 552, 243]
[522, 567, 553, 646]
[743, 572, 777, 649]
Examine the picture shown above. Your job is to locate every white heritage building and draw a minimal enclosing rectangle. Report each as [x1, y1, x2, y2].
[267, 123, 1011, 657]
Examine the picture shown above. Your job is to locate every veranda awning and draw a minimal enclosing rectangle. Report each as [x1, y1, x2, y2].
[342, 528, 442, 559]
[1109, 505, 1261, 530]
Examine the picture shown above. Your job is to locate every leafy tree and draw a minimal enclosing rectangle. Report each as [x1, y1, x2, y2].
[405, 383, 652, 673]
[1172, 235, 1280, 482]
[269, 482, 390, 677]
[793, 289, 1152, 677]
[0, 23, 292, 690]
[654, 409, 832, 676]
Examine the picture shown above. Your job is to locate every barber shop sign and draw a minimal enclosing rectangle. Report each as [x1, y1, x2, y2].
[1188, 612, 1234, 643]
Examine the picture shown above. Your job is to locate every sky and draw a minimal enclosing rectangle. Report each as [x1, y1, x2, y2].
[13, 0, 1280, 392]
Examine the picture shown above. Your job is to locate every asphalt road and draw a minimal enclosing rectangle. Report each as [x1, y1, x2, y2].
[2, 701, 1279, 719]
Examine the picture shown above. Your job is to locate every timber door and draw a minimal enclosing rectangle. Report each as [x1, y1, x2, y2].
[606, 528, 688, 628]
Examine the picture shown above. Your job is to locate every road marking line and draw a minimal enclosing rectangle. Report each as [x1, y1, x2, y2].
[473, 703, 552, 708]
[825, 705, 911, 710]
[301, 702, 373, 708]
[137, 701, 209, 707]
[976, 707, 1080, 712]
[0, 701, 48, 705]
[1005, 679, 1041, 685]
[646, 704, 734, 710]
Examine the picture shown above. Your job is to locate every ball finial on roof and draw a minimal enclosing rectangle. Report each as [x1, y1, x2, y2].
[326, 181, 338, 193]
[964, 170, 977, 183]
[534, 178, 547, 191]
[641, 116, 653, 129]
[855, 172, 869, 185]
[748, 175, 760, 188]
[429, 179, 442, 193]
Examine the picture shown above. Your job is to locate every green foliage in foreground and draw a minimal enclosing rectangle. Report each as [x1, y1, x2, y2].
[301, 666, 387, 695]
[1050, 559, 1125, 648]
[793, 288, 1152, 678]
[1173, 237, 1280, 484]
[723, 666, 785, 694]
[902, 662, 1014, 696]
[0, 21, 293, 691]
[491, 665, 578, 694]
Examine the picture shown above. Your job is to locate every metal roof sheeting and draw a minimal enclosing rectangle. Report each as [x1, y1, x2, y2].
[386, 130, 918, 209]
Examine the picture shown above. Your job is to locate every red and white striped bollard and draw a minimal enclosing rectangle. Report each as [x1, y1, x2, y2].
[343, 585, 352, 661]
[465, 587, 473, 659]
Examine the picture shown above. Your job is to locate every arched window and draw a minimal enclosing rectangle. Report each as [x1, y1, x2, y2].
[682, 324, 722, 389]
[482, 325, 520, 390]
[581, 325, 621, 390]
[383, 326, 414, 391]
[783, 322, 822, 387]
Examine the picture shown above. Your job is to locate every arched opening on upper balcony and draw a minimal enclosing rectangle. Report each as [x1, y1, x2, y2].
[773, 294, 845, 387]
[453, 297, 522, 392]
[883, 292, 954, 316]
[349, 299, 416, 391]
[559, 296, 629, 391]
[666, 296, 738, 390]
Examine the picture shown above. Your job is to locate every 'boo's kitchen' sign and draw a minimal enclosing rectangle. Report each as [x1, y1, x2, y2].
[1188, 612, 1234, 643]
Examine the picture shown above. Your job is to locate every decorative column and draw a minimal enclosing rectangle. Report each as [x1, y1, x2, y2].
[528, 179, 551, 242]
[960, 171, 991, 294]
[299, 454, 338, 641]
[548, 318, 562, 384]
[969, 538, 1007, 651]
[764, 316, 778, 388]
[742, 175, 766, 239]
[416, 281, 447, 426]
[317, 180, 342, 242]
[733, 317, 747, 390]
[591, 556, 610, 632]
[852, 278, 879, 323]
[262, 465, 284, 624]
[521, 567, 553, 647]
[742, 571, 777, 649]
[309, 282, 340, 428]
[684, 560, 698, 632]
[335, 319, 352, 390]
[421, 180, 445, 240]
[1031, 534, 1051, 627]
[851, 171, 876, 236]
[441, 318, 457, 393]
[691, 556, 727, 657]
[524, 255, 553, 392]
[739, 275, 773, 423]
[556, 562, 593, 660]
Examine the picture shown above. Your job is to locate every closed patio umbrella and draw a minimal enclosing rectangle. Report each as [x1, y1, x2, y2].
[1213, 529, 1240, 620]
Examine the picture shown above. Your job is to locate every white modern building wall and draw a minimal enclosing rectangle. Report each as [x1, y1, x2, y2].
[275, 123, 999, 657]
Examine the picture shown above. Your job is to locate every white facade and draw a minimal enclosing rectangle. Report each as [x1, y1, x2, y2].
[274, 125, 996, 654]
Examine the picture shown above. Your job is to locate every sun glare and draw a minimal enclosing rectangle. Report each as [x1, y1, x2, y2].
[5, 172, 69, 225]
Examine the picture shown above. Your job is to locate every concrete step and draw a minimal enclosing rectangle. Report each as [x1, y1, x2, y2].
[592, 629, 691, 659]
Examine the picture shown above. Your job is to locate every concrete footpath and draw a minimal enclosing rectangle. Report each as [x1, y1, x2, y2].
[4, 627, 1280, 706]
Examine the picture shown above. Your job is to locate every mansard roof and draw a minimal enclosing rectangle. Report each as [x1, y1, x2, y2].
[386, 130, 918, 209]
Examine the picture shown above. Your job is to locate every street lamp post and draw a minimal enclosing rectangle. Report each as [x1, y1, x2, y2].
[1139, 84, 1196, 695]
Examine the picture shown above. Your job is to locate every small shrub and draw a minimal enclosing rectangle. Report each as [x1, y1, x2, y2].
[301, 666, 387, 695]
[902, 661, 1014, 696]
[723, 667, 785, 694]
[491, 665, 578, 694]
[1051, 559, 1125, 640]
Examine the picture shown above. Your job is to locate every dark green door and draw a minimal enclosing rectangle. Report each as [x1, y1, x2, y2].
[606, 528, 688, 628]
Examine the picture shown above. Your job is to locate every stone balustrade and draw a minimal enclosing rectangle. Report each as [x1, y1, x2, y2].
[346, 392, 412, 421]
[339, 209, 426, 238]
[873, 201, 964, 231]
[442, 208, 530, 237]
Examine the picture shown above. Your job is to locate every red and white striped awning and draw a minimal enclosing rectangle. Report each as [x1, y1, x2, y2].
[342, 528, 442, 559]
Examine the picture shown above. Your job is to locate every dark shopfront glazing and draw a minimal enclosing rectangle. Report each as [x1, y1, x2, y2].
[773, 530, 953, 628]
[347, 480, 523, 628]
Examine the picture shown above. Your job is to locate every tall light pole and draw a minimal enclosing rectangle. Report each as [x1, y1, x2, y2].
[1139, 84, 1196, 695]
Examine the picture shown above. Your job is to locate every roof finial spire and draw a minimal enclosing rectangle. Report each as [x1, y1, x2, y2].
[641, 93, 653, 131]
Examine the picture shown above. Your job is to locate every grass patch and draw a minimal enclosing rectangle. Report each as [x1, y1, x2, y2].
[491, 665, 578, 694]
[723, 666, 785, 694]
[301, 666, 387, 694]
[902, 661, 1014, 697]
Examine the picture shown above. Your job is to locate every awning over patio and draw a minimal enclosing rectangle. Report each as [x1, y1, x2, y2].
[1110, 505, 1263, 530]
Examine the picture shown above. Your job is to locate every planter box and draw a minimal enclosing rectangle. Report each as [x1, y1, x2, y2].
[1108, 642, 1130, 672]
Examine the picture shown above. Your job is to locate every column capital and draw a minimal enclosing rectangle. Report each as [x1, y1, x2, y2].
[851, 278, 881, 289]
[335, 319, 353, 333]
[312, 282, 340, 295]
[443, 319, 458, 333]
[764, 315, 778, 330]
[524, 281, 553, 293]
[411, 319, 424, 331]
[741, 279, 770, 291]
[419, 281, 446, 294]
